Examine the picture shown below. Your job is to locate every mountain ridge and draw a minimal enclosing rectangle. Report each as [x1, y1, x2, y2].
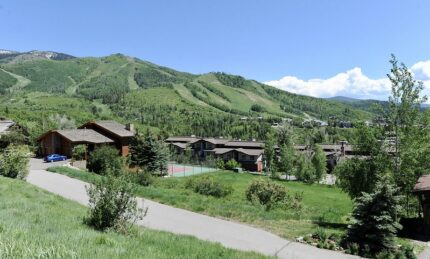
[0, 49, 376, 137]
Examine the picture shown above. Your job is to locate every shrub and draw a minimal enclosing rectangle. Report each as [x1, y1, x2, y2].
[245, 178, 288, 210]
[250, 104, 266, 113]
[72, 144, 87, 161]
[85, 174, 146, 232]
[87, 145, 123, 176]
[0, 144, 30, 179]
[186, 176, 233, 198]
[313, 228, 328, 242]
[129, 170, 154, 187]
[224, 159, 240, 170]
[215, 158, 225, 170]
[375, 246, 416, 259]
[0, 130, 27, 150]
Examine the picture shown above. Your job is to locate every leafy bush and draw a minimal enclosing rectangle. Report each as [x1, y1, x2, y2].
[185, 176, 233, 198]
[250, 104, 266, 113]
[128, 170, 154, 187]
[87, 145, 123, 176]
[0, 130, 27, 150]
[215, 158, 225, 169]
[0, 145, 30, 179]
[85, 174, 146, 232]
[245, 178, 289, 210]
[72, 144, 87, 161]
[313, 228, 328, 242]
[224, 159, 240, 170]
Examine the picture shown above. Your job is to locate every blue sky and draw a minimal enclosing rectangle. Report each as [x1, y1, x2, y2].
[1, 0, 430, 99]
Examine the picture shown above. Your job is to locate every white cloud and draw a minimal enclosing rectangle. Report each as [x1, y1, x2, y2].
[264, 61, 430, 101]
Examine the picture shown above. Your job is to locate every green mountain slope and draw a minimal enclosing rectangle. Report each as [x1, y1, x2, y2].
[0, 50, 375, 140]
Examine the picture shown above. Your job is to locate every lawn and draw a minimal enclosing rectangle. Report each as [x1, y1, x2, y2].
[0, 176, 268, 258]
[48, 167, 353, 239]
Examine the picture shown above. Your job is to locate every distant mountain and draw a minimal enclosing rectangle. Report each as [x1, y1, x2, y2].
[0, 49, 377, 137]
[326, 96, 362, 103]
[327, 96, 388, 112]
[328, 96, 430, 110]
[0, 49, 75, 63]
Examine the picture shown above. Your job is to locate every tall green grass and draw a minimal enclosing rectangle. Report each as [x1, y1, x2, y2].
[48, 167, 353, 239]
[0, 176, 268, 258]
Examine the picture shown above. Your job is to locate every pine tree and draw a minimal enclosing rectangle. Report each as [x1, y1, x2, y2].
[344, 179, 402, 257]
[130, 134, 168, 175]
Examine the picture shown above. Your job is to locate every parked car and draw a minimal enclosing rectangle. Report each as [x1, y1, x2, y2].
[44, 154, 67, 162]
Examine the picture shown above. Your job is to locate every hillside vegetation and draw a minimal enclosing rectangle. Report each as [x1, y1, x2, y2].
[0, 50, 374, 141]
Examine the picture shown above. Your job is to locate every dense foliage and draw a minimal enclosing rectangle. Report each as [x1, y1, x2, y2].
[343, 179, 402, 257]
[130, 134, 168, 175]
[245, 178, 289, 210]
[0, 144, 30, 179]
[87, 145, 123, 176]
[185, 175, 233, 198]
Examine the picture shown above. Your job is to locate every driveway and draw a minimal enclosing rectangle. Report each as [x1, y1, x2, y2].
[27, 159, 359, 259]
[29, 157, 69, 170]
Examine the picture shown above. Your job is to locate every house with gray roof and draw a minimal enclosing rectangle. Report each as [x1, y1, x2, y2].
[38, 120, 135, 157]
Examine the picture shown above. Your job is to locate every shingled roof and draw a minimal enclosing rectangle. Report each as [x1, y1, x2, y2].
[81, 121, 135, 137]
[165, 136, 201, 143]
[56, 129, 114, 144]
[236, 148, 264, 156]
[203, 138, 229, 145]
[224, 141, 264, 148]
[413, 174, 430, 194]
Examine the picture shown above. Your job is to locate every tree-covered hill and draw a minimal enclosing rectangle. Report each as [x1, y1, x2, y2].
[0, 50, 375, 141]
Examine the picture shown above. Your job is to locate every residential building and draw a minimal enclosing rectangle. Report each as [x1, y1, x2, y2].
[38, 120, 135, 157]
[79, 121, 135, 156]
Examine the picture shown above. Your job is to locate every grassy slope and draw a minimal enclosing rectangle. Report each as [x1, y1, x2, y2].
[48, 167, 353, 239]
[0, 176, 268, 259]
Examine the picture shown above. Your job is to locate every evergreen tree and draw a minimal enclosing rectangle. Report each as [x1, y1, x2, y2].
[311, 144, 326, 182]
[343, 179, 402, 257]
[130, 134, 168, 175]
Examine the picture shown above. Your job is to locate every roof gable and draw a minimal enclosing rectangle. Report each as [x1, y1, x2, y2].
[82, 121, 134, 138]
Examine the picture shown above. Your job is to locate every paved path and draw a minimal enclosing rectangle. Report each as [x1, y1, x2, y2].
[418, 245, 430, 259]
[26, 161, 359, 258]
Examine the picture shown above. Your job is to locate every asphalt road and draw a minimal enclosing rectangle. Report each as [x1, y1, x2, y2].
[26, 159, 360, 259]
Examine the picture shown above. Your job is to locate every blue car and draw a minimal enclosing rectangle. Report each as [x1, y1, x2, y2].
[44, 154, 67, 162]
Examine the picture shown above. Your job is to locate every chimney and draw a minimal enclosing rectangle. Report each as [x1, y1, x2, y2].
[126, 123, 135, 132]
[340, 140, 347, 156]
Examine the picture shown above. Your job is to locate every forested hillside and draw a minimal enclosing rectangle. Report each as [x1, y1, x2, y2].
[0, 50, 375, 142]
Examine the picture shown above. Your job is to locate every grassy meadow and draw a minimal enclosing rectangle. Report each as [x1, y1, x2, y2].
[48, 167, 353, 239]
[0, 176, 269, 258]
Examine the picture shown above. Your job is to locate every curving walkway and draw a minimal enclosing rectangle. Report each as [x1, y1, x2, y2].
[26, 160, 359, 259]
